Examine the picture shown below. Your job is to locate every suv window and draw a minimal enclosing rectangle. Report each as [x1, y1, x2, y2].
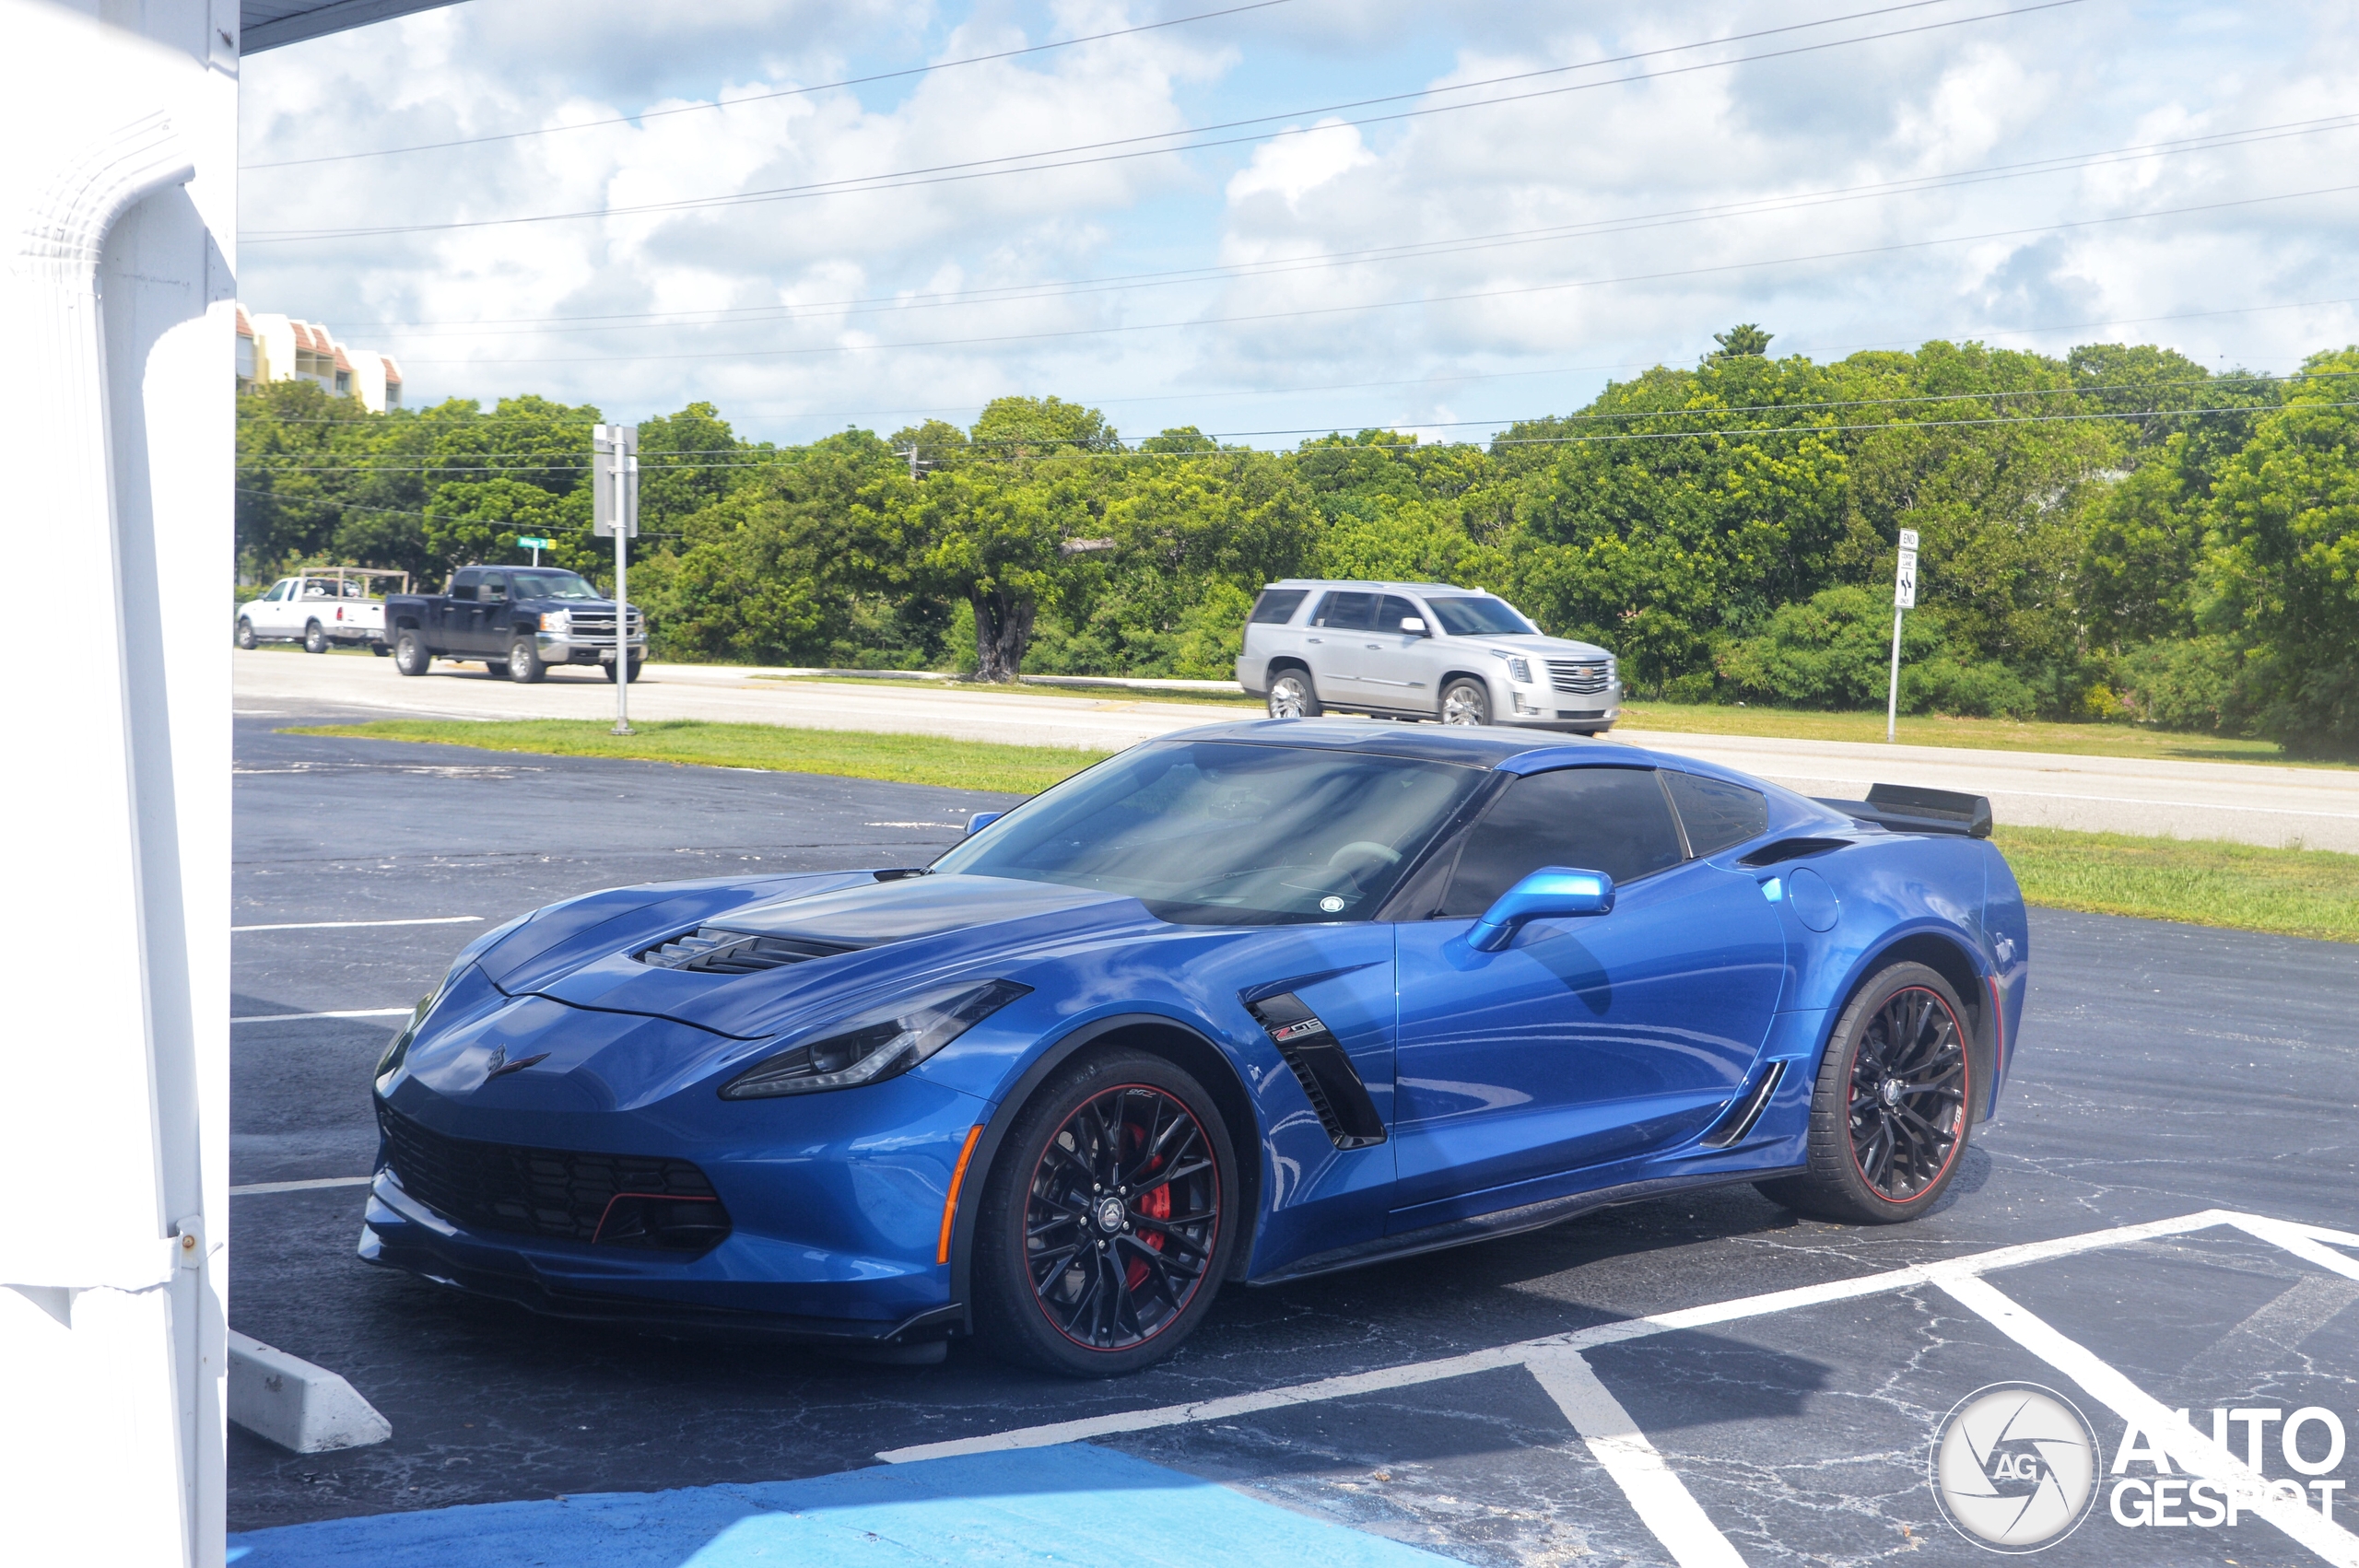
[1438, 767, 1685, 915]
[1250, 589, 1309, 625]
[1312, 591, 1379, 631]
[1378, 594, 1421, 633]
[448, 569, 483, 603]
[1664, 771, 1767, 857]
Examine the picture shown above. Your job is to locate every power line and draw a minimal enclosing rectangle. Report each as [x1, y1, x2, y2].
[241, 1, 1299, 172]
[379, 181, 2359, 366]
[242, 0, 2083, 244]
[341, 112, 2359, 343]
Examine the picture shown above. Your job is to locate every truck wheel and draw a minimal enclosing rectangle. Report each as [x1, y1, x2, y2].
[302, 620, 328, 654]
[393, 630, 430, 676]
[235, 618, 256, 650]
[507, 637, 546, 684]
[604, 658, 642, 684]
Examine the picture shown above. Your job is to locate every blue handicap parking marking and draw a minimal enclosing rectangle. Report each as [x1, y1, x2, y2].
[226, 1442, 1462, 1567]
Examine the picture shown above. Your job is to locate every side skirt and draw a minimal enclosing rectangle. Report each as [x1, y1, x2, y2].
[1247, 1165, 1805, 1287]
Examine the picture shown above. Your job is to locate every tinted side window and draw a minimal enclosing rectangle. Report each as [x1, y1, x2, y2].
[483, 575, 510, 603]
[1313, 591, 1378, 631]
[448, 569, 482, 603]
[1378, 594, 1421, 632]
[1439, 767, 1684, 916]
[1665, 771, 1768, 857]
[1250, 589, 1309, 625]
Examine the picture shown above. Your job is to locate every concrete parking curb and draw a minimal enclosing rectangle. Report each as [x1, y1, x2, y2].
[229, 1331, 391, 1453]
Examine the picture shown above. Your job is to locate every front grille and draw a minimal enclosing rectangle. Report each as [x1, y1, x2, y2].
[378, 1102, 727, 1250]
[1545, 659, 1612, 696]
[564, 608, 645, 638]
[637, 927, 849, 973]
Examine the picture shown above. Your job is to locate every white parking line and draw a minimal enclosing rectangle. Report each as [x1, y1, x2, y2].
[233, 915, 482, 932]
[883, 1209, 2359, 1568]
[1528, 1345, 1748, 1568]
[1936, 1270, 2359, 1566]
[229, 1176, 373, 1197]
[231, 1007, 412, 1023]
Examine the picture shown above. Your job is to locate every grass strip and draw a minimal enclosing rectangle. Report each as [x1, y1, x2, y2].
[1992, 825, 2359, 943]
[288, 720, 2357, 943]
[1617, 700, 2338, 768]
[288, 719, 1111, 797]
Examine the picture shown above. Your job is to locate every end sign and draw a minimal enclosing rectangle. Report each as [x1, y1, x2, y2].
[1895, 528, 1919, 609]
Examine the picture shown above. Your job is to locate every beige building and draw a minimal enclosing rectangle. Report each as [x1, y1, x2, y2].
[236, 303, 405, 413]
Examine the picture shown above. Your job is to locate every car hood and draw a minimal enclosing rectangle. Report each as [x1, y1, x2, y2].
[1467, 633, 1614, 661]
[488, 872, 1162, 1041]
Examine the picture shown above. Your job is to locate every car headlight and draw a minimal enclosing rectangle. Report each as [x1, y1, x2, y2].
[376, 979, 449, 1079]
[720, 978, 1031, 1100]
[1489, 649, 1533, 685]
[540, 610, 571, 637]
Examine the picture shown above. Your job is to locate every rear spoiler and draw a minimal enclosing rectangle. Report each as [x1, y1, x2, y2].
[1813, 782, 1993, 839]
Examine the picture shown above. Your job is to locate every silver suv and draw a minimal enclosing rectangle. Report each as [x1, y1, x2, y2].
[1235, 579, 1621, 733]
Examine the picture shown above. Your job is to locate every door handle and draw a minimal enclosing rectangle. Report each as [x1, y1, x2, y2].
[1306, 637, 1323, 644]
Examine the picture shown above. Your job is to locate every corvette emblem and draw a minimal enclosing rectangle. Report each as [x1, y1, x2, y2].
[1095, 1197, 1127, 1234]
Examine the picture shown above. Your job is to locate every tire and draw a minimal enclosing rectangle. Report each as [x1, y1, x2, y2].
[973, 1047, 1238, 1377]
[370, 642, 391, 657]
[507, 637, 546, 683]
[1756, 962, 1974, 1224]
[393, 629, 431, 676]
[483, 660, 510, 678]
[302, 619, 328, 654]
[1440, 678, 1491, 726]
[235, 618, 256, 650]
[604, 657, 642, 684]
[1265, 667, 1320, 719]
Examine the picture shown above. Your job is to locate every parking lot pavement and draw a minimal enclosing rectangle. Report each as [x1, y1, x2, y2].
[228, 716, 2359, 1564]
[234, 647, 2359, 849]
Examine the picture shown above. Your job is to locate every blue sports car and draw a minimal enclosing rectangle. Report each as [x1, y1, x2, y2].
[363, 720, 2027, 1376]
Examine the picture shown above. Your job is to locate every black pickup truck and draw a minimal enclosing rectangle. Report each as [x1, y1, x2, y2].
[385, 566, 647, 684]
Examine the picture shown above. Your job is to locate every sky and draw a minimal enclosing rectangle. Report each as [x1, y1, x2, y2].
[237, 0, 2359, 448]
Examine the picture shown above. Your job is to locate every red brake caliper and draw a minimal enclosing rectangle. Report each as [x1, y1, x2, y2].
[1123, 1115, 1170, 1292]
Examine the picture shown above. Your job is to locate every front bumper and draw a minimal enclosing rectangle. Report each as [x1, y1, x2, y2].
[362, 1054, 987, 1343]
[537, 633, 649, 665]
[1498, 677, 1621, 731]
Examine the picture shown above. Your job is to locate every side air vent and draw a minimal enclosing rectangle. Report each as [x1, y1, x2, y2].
[1244, 991, 1387, 1150]
[637, 927, 851, 974]
[1699, 1059, 1785, 1148]
[1738, 837, 1852, 868]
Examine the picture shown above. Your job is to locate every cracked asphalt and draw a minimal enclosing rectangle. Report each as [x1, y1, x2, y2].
[229, 712, 2359, 1564]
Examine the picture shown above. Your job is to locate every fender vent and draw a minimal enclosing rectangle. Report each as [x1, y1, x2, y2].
[1738, 837, 1851, 868]
[1245, 992, 1387, 1150]
[1699, 1060, 1785, 1148]
[638, 927, 850, 973]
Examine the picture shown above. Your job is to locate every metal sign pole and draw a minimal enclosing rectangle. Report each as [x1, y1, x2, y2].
[1887, 528, 1919, 743]
[591, 426, 638, 734]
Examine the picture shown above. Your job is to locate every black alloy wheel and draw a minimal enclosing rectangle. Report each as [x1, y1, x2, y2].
[393, 629, 430, 675]
[303, 619, 328, 654]
[975, 1048, 1237, 1376]
[1757, 961, 1973, 1224]
[235, 618, 256, 650]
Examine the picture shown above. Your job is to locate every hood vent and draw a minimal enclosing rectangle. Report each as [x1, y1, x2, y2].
[638, 927, 851, 974]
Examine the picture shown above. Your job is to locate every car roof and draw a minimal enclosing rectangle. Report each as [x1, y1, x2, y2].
[1263, 579, 1484, 595]
[1150, 718, 1621, 769]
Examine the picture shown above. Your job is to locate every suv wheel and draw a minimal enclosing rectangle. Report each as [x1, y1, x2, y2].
[1440, 679, 1490, 725]
[1265, 668, 1320, 719]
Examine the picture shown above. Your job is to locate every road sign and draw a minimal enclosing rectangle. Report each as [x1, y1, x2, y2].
[1895, 548, 1919, 609]
[516, 535, 552, 549]
[1898, 528, 1919, 550]
[592, 425, 638, 539]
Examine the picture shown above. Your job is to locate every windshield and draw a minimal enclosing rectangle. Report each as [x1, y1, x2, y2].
[930, 741, 1483, 925]
[1426, 595, 1536, 637]
[509, 570, 601, 601]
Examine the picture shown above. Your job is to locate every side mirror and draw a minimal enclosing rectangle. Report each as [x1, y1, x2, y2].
[1467, 866, 1614, 952]
[967, 811, 1004, 837]
[1399, 616, 1426, 635]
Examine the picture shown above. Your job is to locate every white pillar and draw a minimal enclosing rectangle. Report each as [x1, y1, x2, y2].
[0, 5, 236, 1565]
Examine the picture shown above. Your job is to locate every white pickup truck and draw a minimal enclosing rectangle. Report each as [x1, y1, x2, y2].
[235, 568, 410, 655]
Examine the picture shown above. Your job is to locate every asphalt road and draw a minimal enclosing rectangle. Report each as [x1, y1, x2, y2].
[233, 648, 2359, 850]
[228, 716, 2359, 1565]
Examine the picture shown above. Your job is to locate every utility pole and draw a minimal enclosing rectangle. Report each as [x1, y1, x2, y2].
[593, 423, 640, 734]
[898, 443, 921, 481]
[1887, 528, 1919, 743]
